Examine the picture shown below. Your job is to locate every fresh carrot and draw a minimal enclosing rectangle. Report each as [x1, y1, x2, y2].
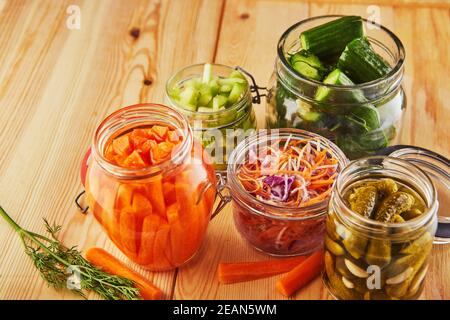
[85, 247, 163, 300]
[275, 250, 324, 297]
[217, 256, 308, 284]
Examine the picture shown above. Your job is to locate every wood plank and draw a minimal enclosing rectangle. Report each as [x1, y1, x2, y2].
[0, 0, 223, 299]
[301, 0, 450, 8]
[174, 0, 312, 300]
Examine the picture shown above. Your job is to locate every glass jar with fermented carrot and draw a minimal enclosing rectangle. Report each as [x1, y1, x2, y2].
[85, 104, 216, 271]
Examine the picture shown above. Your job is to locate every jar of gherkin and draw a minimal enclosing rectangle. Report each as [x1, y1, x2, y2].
[323, 156, 439, 300]
[166, 63, 259, 172]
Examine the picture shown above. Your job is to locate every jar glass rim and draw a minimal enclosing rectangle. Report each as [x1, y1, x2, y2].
[277, 15, 406, 90]
[165, 62, 251, 117]
[333, 156, 438, 233]
[227, 128, 349, 221]
[91, 103, 193, 179]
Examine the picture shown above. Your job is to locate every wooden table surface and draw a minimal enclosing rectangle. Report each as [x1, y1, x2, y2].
[0, 0, 449, 300]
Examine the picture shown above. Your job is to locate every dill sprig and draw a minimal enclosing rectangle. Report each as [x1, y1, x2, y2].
[0, 206, 141, 300]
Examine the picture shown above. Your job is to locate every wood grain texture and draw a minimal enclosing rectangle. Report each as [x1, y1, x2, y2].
[0, 0, 449, 300]
[300, 0, 450, 8]
[0, 0, 224, 299]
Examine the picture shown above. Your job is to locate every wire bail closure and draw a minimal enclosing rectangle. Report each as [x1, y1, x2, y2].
[235, 66, 267, 104]
[75, 190, 89, 214]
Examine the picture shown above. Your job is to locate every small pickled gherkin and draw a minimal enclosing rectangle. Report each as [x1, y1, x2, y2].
[374, 192, 414, 222]
[375, 178, 398, 197]
[347, 185, 378, 218]
[366, 239, 391, 267]
[401, 209, 422, 221]
[325, 235, 345, 256]
[343, 233, 367, 259]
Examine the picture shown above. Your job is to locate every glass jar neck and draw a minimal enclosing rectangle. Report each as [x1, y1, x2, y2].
[276, 15, 405, 104]
[165, 63, 253, 129]
[331, 156, 438, 239]
[227, 129, 349, 220]
[92, 103, 193, 179]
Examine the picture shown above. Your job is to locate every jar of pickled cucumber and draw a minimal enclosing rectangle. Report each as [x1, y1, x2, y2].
[166, 63, 258, 172]
[84, 104, 217, 271]
[323, 156, 439, 300]
[266, 15, 406, 159]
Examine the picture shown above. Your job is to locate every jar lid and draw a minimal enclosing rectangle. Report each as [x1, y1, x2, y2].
[382, 145, 450, 244]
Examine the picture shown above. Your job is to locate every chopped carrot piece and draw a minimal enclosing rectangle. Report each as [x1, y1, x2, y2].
[167, 130, 180, 143]
[217, 256, 308, 284]
[152, 224, 172, 270]
[151, 142, 174, 163]
[85, 247, 163, 300]
[275, 250, 324, 297]
[145, 175, 167, 219]
[152, 125, 168, 140]
[119, 206, 139, 259]
[112, 134, 132, 156]
[137, 215, 160, 266]
[123, 150, 146, 168]
[132, 193, 153, 217]
[140, 139, 157, 155]
[162, 182, 176, 206]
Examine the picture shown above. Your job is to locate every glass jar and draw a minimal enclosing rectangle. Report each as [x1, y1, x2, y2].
[166, 63, 258, 172]
[85, 104, 216, 271]
[266, 15, 406, 159]
[227, 129, 348, 256]
[323, 157, 438, 300]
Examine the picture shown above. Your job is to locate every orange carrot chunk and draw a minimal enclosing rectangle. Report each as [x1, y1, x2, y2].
[152, 125, 169, 140]
[112, 134, 132, 156]
[85, 247, 163, 300]
[275, 250, 324, 297]
[123, 150, 146, 168]
[218, 256, 308, 284]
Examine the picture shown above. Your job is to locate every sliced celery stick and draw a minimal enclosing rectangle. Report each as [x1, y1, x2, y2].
[179, 86, 198, 108]
[220, 84, 232, 93]
[229, 70, 246, 80]
[209, 79, 220, 96]
[218, 78, 246, 86]
[198, 92, 212, 106]
[198, 106, 212, 113]
[228, 84, 245, 105]
[202, 63, 212, 83]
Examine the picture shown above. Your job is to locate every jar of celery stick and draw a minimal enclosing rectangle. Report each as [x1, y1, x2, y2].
[166, 63, 260, 172]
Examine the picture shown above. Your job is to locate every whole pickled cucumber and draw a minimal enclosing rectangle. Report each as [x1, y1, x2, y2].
[391, 214, 405, 223]
[335, 256, 353, 279]
[343, 232, 368, 259]
[325, 235, 345, 256]
[374, 192, 414, 222]
[375, 178, 398, 197]
[400, 232, 433, 256]
[366, 239, 391, 267]
[401, 209, 423, 221]
[386, 233, 432, 277]
[348, 185, 378, 218]
[386, 280, 410, 298]
[326, 214, 340, 241]
[324, 250, 335, 279]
